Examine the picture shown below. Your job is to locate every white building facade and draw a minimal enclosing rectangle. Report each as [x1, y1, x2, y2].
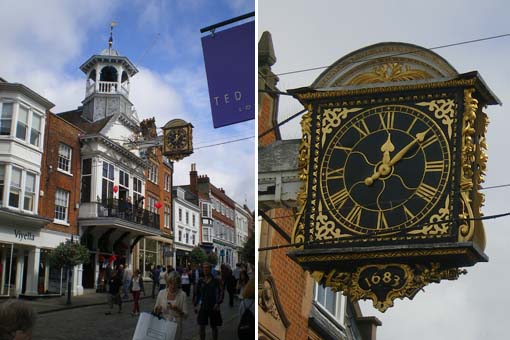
[234, 203, 250, 264]
[0, 79, 66, 297]
[172, 186, 200, 268]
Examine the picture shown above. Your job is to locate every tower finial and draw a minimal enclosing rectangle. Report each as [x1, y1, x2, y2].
[109, 21, 118, 48]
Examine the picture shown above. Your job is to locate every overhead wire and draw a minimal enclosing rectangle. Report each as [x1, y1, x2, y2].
[273, 32, 510, 77]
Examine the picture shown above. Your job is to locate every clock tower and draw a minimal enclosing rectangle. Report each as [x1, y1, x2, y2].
[288, 42, 500, 312]
[79, 36, 139, 124]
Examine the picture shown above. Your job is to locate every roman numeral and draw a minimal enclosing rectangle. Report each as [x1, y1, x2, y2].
[327, 168, 344, 180]
[421, 134, 438, 149]
[377, 211, 389, 229]
[403, 205, 415, 220]
[379, 111, 395, 130]
[425, 160, 444, 172]
[415, 183, 437, 202]
[330, 188, 349, 208]
[406, 117, 418, 133]
[352, 119, 371, 137]
[345, 205, 362, 225]
[333, 145, 352, 152]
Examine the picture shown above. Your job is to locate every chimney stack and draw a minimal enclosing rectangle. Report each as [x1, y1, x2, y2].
[190, 163, 198, 194]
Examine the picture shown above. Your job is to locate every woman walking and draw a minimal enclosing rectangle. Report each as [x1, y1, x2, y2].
[154, 271, 188, 340]
[181, 266, 191, 297]
[130, 269, 145, 316]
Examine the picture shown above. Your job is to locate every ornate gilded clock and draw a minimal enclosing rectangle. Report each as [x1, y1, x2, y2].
[285, 42, 499, 312]
[321, 104, 450, 234]
[162, 119, 194, 161]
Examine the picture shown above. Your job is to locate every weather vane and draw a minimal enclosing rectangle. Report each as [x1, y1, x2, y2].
[109, 21, 118, 48]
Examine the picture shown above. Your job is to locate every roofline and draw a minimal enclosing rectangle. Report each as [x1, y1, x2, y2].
[48, 111, 85, 133]
[0, 82, 54, 109]
[80, 133, 148, 168]
[79, 54, 139, 77]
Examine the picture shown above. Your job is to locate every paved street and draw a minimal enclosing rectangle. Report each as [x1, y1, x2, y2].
[30, 290, 242, 340]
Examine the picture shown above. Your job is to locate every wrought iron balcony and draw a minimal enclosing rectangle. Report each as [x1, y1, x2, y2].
[83, 198, 160, 230]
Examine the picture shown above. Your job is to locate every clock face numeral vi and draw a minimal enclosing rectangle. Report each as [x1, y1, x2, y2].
[320, 104, 451, 234]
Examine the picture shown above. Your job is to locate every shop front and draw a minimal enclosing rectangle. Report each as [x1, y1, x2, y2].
[0, 225, 76, 297]
[136, 236, 173, 280]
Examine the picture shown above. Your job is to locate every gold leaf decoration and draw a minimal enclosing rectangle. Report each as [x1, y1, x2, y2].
[416, 99, 456, 138]
[321, 107, 363, 146]
[408, 195, 450, 236]
[347, 63, 432, 86]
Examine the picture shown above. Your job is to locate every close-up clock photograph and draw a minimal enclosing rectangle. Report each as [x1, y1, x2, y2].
[258, 1, 510, 339]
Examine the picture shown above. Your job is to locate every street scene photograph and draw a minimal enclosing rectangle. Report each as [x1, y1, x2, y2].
[0, 0, 255, 339]
[259, 1, 510, 340]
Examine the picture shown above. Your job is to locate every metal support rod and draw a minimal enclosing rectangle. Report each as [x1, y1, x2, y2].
[200, 12, 255, 33]
[258, 209, 291, 243]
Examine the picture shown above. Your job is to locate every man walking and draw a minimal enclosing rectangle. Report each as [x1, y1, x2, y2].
[194, 262, 224, 340]
[151, 265, 161, 298]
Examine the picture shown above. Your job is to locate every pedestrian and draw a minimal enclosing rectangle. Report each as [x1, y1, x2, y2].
[181, 266, 191, 297]
[130, 269, 145, 316]
[105, 269, 123, 314]
[123, 265, 133, 300]
[159, 266, 167, 291]
[233, 263, 241, 294]
[154, 271, 188, 340]
[221, 264, 235, 307]
[0, 300, 36, 340]
[194, 262, 224, 340]
[237, 270, 249, 298]
[237, 277, 255, 339]
[151, 265, 161, 298]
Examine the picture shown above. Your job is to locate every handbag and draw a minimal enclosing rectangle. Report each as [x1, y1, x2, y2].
[132, 312, 177, 340]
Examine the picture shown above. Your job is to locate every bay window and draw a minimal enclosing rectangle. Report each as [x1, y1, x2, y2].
[16, 106, 28, 140]
[9, 167, 21, 208]
[24, 172, 35, 211]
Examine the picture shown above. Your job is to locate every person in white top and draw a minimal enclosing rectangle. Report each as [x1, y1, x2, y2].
[122, 266, 133, 299]
[130, 269, 144, 316]
[154, 272, 188, 340]
[181, 266, 191, 297]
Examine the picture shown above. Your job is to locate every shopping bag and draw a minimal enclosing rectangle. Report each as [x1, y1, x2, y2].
[132, 312, 177, 340]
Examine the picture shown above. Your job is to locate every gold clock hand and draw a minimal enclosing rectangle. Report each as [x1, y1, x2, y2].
[388, 130, 428, 166]
[364, 134, 394, 186]
[381, 133, 394, 165]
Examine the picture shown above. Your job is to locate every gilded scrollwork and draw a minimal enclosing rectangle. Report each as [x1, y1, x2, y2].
[461, 89, 477, 191]
[315, 201, 350, 240]
[408, 195, 450, 236]
[416, 99, 456, 138]
[292, 105, 313, 246]
[312, 263, 466, 312]
[347, 63, 432, 86]
[321, 107, 362, 146]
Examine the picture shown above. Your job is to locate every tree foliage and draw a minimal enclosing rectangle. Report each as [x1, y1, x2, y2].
[190, 246, 208, 265]
[48, 241, 90, 268]
[241, 233, 255, 265]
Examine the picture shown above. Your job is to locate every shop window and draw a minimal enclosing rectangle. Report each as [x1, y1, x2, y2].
[58, 143, 72, 173]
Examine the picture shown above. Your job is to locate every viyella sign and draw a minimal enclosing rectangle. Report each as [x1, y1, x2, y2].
[201, 21, 255, 128]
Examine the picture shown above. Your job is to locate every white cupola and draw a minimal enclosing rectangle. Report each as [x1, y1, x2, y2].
[78, 26, 138, 123]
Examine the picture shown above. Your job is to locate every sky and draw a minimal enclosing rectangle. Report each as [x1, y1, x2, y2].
[259, 1, 510, 339]
[0, 0, 255, 210]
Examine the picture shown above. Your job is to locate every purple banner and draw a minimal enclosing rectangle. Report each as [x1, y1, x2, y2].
[201, 21, 255, 128]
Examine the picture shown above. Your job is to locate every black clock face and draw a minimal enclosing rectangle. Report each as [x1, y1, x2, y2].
[320, 105, 451, 234]
[166, 129, 187, 149]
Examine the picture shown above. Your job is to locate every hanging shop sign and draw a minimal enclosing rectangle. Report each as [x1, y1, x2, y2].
[287, 42, 500, 312]
[201, 20, 255, 128]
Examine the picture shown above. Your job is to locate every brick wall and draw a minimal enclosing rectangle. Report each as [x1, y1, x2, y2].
[145, 147, 172, 235]
[268, 208, 310, 340]
[39, 112, 82, 236]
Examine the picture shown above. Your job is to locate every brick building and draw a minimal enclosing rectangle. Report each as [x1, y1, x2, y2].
[38, 112, 83, 295]
[188, 164, 237, 268]
[258, 31, 381, 340]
